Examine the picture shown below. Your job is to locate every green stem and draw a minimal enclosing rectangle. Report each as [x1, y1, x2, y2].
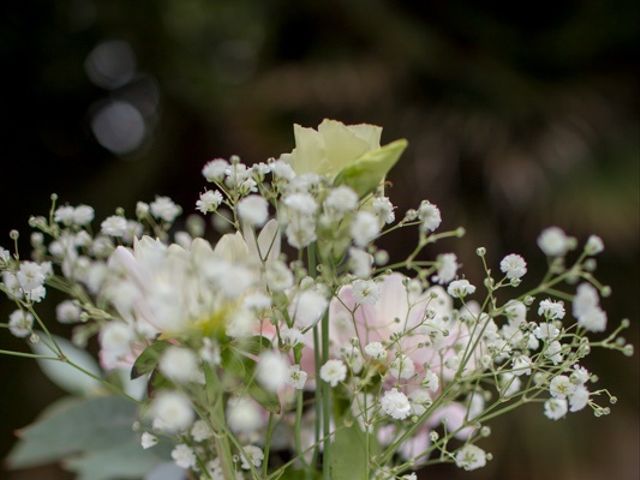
[294, 389, 307, 469]
[263, 412, 276, 476]
[321, 310, 331, 480]
[312, 325, 322, 469]
[0, 349, 58, 360]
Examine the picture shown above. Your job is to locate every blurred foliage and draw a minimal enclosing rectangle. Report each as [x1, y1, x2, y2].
[1, 0, 638, 479]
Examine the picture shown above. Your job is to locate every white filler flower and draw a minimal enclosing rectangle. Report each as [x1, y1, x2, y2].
[455, 444, 487, 471]
[380, 388, 411, 420]
[447, 279, 476, 298]
[500, 253, 527, 280]
[159, 346, 200, 384]
[151, 391, 194, 433]
[171, 444, 196, 469]
[320, 359, 347, 387]
[238, 195, 269, 227]
[537, 226, 570, 257]
[256, 351, 290, 392]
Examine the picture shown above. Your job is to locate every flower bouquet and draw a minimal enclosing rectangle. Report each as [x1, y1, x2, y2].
[1, 120, 633, 479]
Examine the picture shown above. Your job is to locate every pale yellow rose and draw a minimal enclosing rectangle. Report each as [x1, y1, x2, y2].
[281, 119, 407, 196]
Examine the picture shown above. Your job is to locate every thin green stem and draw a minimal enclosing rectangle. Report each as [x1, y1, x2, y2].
[0, 349, 58, 360]
[263, 412, 276, 477]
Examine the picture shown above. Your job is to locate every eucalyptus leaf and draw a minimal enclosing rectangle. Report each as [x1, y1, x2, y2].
[31, 332, 102, 395]
[146, 463, 187, 480]
[65, 438, 172, 480]
[333, 139, 408, 197]
[7, 395, 138, 468]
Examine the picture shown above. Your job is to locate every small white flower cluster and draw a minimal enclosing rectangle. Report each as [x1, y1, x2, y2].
[0, 120, 632, 479]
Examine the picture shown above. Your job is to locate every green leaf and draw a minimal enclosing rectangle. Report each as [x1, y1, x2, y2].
[31, 332, 102, 395]
[333, 139, 408, 197]
[131, 340, 170, 379]
[279, 468, 322, 480]
[330, 423, 370, 480]
[7, 395, 138, 468]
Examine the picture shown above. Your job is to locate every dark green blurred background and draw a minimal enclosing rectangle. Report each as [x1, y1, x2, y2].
[1, 0, 638, 479]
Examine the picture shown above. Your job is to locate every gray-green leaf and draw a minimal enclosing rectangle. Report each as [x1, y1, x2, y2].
[7, 395, 138, 468]
[31, 332, 102, 395]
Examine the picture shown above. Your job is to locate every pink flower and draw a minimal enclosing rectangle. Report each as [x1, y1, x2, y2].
[327, 273, 473, 380]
